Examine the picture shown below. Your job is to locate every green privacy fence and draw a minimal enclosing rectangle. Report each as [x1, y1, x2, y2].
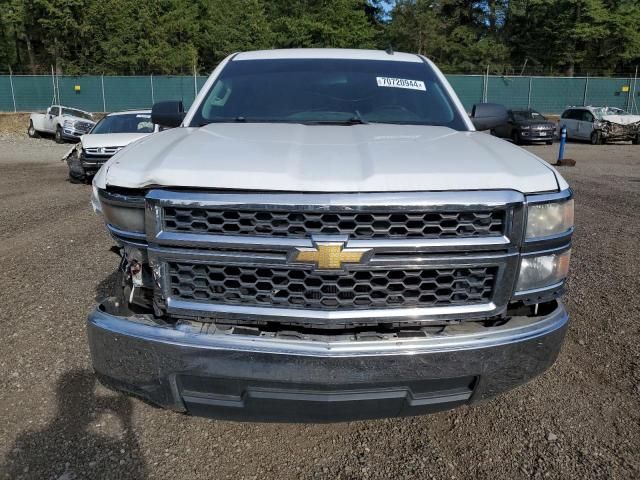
[1, 74, 638, 115]
[0, 75, 210, 113]
[448, 75, 639, 114]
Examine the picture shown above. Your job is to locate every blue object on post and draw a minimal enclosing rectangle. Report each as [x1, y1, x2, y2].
[558, 125, 567, 161]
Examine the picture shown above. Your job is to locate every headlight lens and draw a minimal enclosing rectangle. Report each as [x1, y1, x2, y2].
[102, 202, 145, 233]
[520, 125, 531, 130]
[91, 183, 102, 214]
[516, 250, 571, 292]
[526, 199, 574, 239]
[97, 189, 146, 233]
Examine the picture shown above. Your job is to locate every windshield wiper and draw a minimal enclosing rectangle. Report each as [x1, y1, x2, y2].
[198, 111, 371, 127]
[198, 117, 298, 126]
[303, 110, 369, 126]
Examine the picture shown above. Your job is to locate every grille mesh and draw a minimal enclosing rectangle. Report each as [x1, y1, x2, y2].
[168, 263, 497, 311]
[162, 208, 505, 239]
[75, 121, 94, 133]
[85, 146, 122, 157]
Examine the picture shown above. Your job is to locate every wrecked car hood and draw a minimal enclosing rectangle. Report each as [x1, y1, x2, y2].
[62, 133, 151, 161]
[600, 114, 640, 125]
[95, 123, 565, 194]
[81, 132, 152, 149]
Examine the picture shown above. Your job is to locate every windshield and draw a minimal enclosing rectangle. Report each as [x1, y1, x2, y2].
[91, 113, 154, 134]
[191, 58, 467, 130]
[512, 110, 546, 121]
[592, 107, 628, 119]
[61, 108, 93, 120]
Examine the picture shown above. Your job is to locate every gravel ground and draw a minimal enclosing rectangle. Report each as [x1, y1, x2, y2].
[0, 132, 638, 480]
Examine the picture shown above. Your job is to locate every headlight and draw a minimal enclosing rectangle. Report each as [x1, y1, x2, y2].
[526, 199, 574, 239]
[98, 190, 145, 233]
[63, 119, 75, 128]
[520, 125, 531, 130]
[102, 203, 145, 233]
[516, 250, 571, 292]
[91, 182, 102, 214]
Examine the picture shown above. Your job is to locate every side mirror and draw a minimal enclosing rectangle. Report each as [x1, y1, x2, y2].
[152, 101, 185, 128]
[470, 103, 508, 131]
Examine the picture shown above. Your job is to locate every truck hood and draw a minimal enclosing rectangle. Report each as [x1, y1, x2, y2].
[100, 123, 563, 193]
[81, 132, 151, 149]
[63, 115, 95, 125]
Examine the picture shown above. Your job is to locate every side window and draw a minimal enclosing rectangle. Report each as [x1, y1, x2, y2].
[582, 112, 594, 123]
[570, 109, 583, 120]
[561, 110, 572, 119]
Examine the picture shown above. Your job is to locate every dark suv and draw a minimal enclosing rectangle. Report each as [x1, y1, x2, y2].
[492, 109, 555, 145]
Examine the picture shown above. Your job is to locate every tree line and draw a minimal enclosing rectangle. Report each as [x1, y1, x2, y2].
[1, 0, 639, 76]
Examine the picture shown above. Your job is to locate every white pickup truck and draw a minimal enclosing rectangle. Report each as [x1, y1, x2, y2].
[28, 105, 95, 143]
[88, 49, 573, 422]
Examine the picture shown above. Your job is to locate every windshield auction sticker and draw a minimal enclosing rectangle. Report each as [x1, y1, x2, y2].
[376, 77, 426, 91]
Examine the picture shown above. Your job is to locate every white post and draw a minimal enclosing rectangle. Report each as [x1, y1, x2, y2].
[483, 65, 489, 102]
[150, 74, 155, 105]
[9, 67, 17, 112]
[631, 66, 639, 114]
[55, 71, 61, 106]
[193, 63, 198, 97]
[583, 75, 589, 106]
[101, 74, 106, 112]
[51, 65, 57, 104]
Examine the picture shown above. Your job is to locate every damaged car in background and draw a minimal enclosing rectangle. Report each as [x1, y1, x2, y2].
[63, 110, 160, 183]
[559, 106, 640, 145]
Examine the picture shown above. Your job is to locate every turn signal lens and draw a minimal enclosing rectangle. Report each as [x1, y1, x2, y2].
[516, 250, 571, 292]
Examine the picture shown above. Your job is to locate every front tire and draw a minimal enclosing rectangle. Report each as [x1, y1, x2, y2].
[55, 126, 64, 144]
[27, 121, 40, 138]
[511, 131, 521, 145]
[66, 150, 87, 183]
[546, 140, 553, 145]
[633, 135, 639, 145]
[590, 131, 604, 145]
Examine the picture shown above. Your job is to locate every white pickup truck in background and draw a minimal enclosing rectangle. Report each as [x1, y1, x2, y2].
[28, 105, 96, 143]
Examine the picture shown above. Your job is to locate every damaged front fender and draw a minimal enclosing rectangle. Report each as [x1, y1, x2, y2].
[598, 120, 640, 141]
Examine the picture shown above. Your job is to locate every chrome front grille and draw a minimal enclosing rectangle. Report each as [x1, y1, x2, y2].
[168, 263, 497, 311]
[163, 207, 505, 239]
[85, 146, 122, 157]
[144, 190, 525, 325]
[76, 121, 94, 133]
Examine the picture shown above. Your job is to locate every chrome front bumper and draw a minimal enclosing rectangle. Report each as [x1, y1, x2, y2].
[62, 128, 90, 140]
[87, 300, 568, 422]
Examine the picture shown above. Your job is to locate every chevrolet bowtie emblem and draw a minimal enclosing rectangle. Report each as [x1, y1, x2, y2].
[292, 242, 371, 270]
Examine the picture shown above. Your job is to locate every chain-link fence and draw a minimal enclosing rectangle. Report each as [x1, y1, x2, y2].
[1, 73, 638, 115]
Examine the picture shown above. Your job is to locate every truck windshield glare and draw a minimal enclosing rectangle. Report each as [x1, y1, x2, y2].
[191, 59, 467, 130]
[92, 113, 154, 134]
